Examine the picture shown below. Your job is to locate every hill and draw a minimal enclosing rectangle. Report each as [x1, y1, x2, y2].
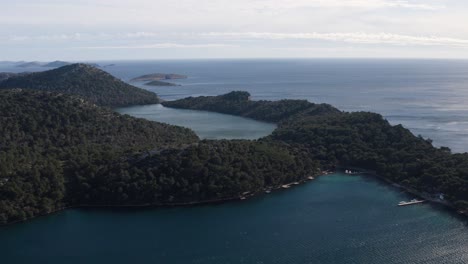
[69, 140, 317, 206]
[0, 89, 318, 224]
[0, 64, 160, 107]
[0, 89, 198, 224]
[163, 91, 340, 123]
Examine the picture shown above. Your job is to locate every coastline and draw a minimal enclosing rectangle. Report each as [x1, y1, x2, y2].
[1, 172, 324, 227]
[2, 169, 466, 227]
[349, 169, 468, 218]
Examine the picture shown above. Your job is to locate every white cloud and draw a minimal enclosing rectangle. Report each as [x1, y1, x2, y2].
[202, 32, 468, 47]
[79, 43, 237, 49]
[9, 31, 468, 48]
[247, 0, 444, 11]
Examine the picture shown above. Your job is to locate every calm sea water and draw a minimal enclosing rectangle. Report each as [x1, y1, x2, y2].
[1, 60, 468, 263]
[116, 104, 276, 140]
[1, 174, 466, 264]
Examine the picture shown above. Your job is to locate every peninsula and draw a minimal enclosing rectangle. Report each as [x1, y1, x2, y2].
[163, 91, 468, 214]
[1, 67, 466, 225]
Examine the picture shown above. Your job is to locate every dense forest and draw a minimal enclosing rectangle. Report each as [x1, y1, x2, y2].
[68, 140, 318, 206]
[163, 91, 340, 123]
[0, 72, 30, 82]
[165, 91, 468, 211]
[0, 89, 319, 225]
[0, 64, 160, 107]
[0, 89, 197, 224]
[2, 84, 467, 225]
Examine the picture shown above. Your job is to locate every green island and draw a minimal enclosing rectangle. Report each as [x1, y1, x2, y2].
[0, 64, 159, 107]
[0, 65, 467, 225]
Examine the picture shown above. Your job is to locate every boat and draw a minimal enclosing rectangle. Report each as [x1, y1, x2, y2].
[281, 184, 291, 189]
[240, 196, 247, 200]
[265, 190, 271, 194]
[308, 176, 315, 180]
[398, 199, 425, 206]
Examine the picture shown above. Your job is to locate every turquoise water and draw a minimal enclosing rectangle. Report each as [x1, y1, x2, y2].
[116, 104, 276, 140]
[1, 174, 466, 263]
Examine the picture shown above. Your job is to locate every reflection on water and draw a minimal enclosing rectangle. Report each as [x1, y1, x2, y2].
[116, 104, 276, 140]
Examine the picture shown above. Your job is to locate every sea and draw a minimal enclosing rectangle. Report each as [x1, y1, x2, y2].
[0, 59, 467, 263]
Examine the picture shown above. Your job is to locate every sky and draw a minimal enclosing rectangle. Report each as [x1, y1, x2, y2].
[1, 0, 468, 60]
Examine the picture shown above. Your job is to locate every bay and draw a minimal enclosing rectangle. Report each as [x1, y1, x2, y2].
[0, 174, 466, 264]
[116, 104, 276, 140]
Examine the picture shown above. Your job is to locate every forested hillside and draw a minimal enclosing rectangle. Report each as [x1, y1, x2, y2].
[0, 90, 321, 225]
[0, 89, 197, 224]
[162, 91, 340, 123]
[2, 88, 467, 225]
[0, 64, 160, 107]
[68, 140, 318, 206]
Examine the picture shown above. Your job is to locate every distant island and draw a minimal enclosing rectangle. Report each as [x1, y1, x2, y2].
[1, 69, 467, 226]
[15, 61, 100, 68]
[145, 80, 180, 86]
[42, 60, 72, 67]
[130, 73, 188, 82]
[16, 61, 42, 68]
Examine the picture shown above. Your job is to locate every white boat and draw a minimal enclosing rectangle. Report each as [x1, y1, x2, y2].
[398, 199, 425, 206]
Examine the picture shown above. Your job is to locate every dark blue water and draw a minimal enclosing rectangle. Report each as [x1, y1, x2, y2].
[1, 60, 468, 263]
[1, 174, 467, 264]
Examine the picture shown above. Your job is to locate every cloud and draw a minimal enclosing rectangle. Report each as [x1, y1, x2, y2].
[325, 0, 443, 10]
[9, 31, 468, 48]
[201, 32, 468, 47]
[79, 43, 237, 49]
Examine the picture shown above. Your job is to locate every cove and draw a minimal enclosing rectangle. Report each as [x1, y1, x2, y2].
[0, 174, 466, 264]
[116, 104, 276, 140]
